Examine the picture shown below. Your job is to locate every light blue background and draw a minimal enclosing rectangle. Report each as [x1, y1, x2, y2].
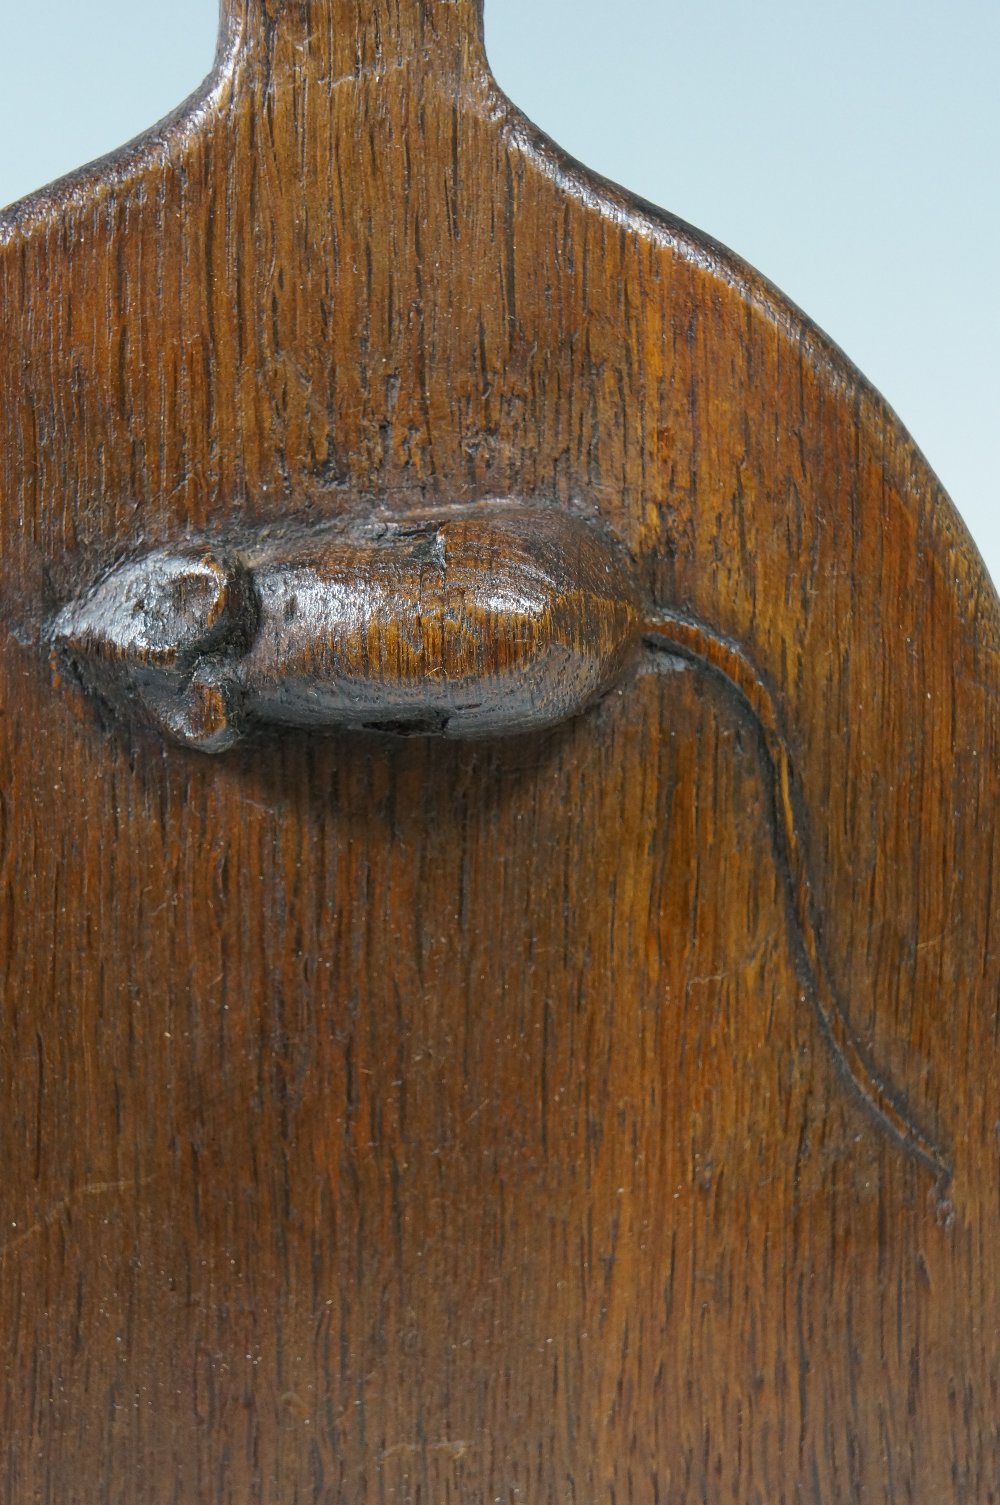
[1, 0, 996, 584]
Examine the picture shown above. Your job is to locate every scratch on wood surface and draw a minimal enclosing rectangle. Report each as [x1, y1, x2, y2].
[0, 1178, 152, 1265]
[380, 1440, 476, 1463]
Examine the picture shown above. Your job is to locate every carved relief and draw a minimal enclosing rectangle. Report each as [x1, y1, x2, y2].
[50, 498, 949, 1182]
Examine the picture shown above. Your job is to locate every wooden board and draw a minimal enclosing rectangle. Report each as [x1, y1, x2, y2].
[1, 2, 997, 1500]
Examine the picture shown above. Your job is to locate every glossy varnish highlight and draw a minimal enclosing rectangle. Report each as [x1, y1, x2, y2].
[50, 502, 645, 747]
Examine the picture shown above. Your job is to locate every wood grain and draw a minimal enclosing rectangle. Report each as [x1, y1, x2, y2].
[0, 2, 997, 1501]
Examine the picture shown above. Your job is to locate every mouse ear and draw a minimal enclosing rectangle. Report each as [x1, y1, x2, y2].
[49, 548, 255, 749]
[50, 548, 243, 669]
[137, 659, 246, 754]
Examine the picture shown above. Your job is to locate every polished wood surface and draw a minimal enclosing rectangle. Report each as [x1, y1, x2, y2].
[1, 2, 997, 1500]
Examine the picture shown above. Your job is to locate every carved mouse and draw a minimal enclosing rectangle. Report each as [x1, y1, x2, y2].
[50, 499, 949, 1182]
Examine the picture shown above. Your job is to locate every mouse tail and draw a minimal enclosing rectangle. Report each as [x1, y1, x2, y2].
[644, 609, 950, 1185]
